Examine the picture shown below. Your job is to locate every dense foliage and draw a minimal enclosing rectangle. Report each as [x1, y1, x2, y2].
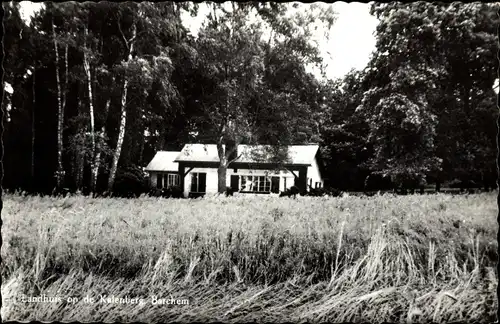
[2, 1, 498, 194]
[320, 2, 498, 191]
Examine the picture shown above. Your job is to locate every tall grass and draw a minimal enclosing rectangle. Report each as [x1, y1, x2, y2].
[1, 192, 497, 322]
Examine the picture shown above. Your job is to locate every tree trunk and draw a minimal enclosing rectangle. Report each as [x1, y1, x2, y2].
[497, 109, 500, 211]
[108, 79, 128, 191]
[218, 164, 227, 194]
[157, 121, 167, 151]
[212, 3, 218, 27]
[0, 85, 3, 204]
[63, 43, 68, 112]
[76, 134, 85, 190]
[52, 19, 65, 190]
[92, 98, 110, 194]
[84, 26, 97, 191]
[108, 21, 136, 192]
[139, 130, 145, 166]
[31, 67, 36, 188]
[216, 141, 228, 193]
[92, 149, 101, 194]
[73, 94, 85, 191]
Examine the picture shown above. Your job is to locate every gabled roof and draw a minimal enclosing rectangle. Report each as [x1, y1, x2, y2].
[174, 144, 320, 166]
[145, 151, 181, 172]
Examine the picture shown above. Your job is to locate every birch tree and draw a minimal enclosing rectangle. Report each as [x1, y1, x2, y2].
[107, 2, 184, 191]
[82, 24, 98, 190]
[51, 15, 66, 190]
[107, 11, 136, 192]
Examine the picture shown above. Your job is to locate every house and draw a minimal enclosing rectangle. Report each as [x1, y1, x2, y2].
[145, 144, 324, 198]
[145, 151, 181, 190]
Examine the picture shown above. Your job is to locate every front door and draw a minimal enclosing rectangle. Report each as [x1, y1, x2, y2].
[230, 175, 239, 191]
[271, 177, 280, 193]
[190, 172, 206, 198]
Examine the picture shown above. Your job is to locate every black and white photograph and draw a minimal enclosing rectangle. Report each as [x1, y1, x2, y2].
[1, 1, 498, 322]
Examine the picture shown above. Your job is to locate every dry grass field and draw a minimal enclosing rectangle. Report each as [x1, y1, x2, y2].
[1, 192, 497, 323]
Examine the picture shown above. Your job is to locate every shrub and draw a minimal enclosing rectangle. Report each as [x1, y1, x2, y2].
[310, 187, 342, 197]
[279, 185, 299, 198]
[148, 188, 163, 197]
[164, 185, 184, 198]
[449, 178, 478, 190]
[225, 186, 235, 197]
[112, 165, 147, 198]
[364, 174, 393, 191]
[306, 187, 329, 197]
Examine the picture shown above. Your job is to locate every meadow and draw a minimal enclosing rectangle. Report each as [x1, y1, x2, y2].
[1, 192, 497, 323]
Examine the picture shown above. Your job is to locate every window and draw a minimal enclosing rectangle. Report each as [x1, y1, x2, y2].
[315, 182, 322, 189]
[167, 174, 180, 187]
[240, 176, 254, 191]
[240, 175, 271, 193]
[258, 176, 271, 192]
[190, 173, 206, 193]
[157, 173, 179, 189]
[157, 174, 163, 189]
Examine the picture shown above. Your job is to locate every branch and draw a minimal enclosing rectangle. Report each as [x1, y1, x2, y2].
[228, 152, 243, 166]
[128, 31, 139, 45]
[218, 122, 226, 144]
[116, 11, 130, 51]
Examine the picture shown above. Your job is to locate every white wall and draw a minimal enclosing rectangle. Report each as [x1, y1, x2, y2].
[181, 162, 323, 197]
[226, 169, 294, 192]
[149, 172, 181, 189]
[183, 167, 219, 197]
[307, 157, 324, 189]
[182, 168, 298, 196]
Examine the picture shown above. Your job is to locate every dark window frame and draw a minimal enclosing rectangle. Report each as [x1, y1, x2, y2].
[239, 175, 272, 193]
[190, 172, 206, 193]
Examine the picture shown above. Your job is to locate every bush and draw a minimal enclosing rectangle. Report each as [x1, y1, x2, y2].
[307, 187, 342, 197]
[225, 187, 235, 197]
[306, 187, 342, 197]
[448, 178, 477, 190]
[364, 174, 393, 191]
[148, 188, 163, 197]
[163, 185, 184, 198]
[112, 166, 147, 198]
[325, 187, 342, 197]
[279, 186, 299, 198]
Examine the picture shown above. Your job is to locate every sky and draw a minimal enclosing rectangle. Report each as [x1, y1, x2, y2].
[323, 2, 378, 79]
[180, 2, 379, 80]
[18, 1, 379, 80]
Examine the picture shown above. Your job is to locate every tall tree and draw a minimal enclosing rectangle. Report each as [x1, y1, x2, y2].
[319, 71, 372, 190]
[107, 2, 188, 191]
[194, 5, 266, 193]
[356, 2, 498, 188]
[188, 3, 336, 193]
[3, 2, 35, 190]
[107, 5, 136, 191]
[49, 4, 70, 190]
